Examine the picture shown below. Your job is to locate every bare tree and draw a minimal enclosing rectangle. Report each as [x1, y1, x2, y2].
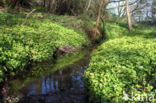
[152, 0, 156, 21]
[43, 0, 46, 7]
[96, 0, 105, 29]
[126, 0, 132, 32]
[21, 9, 36, 26]
[86, 0, 92, 11]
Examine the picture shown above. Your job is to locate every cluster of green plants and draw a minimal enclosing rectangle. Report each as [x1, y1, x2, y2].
[0, 12, 25, 25]
[47, 14, 128, 40]
[84, 24, 156, 102]
[0, 12, 89, 82]
[105, 22, 128, 39]
[45, 14, 95, 32]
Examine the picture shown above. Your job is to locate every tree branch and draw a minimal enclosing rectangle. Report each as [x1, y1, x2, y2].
[21, 9, 36, 26]
[107, 0, 140, 10]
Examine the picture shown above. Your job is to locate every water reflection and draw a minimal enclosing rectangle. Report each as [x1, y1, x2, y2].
[2, 47, 97, 103]
[17, 53, 90, 103]
[21, 64, 88, 97]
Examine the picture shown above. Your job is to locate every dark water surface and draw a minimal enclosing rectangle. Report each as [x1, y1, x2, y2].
[2, 47, 96, 103]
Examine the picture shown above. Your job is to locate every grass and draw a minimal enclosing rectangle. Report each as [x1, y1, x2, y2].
[84, 23, 156, 103]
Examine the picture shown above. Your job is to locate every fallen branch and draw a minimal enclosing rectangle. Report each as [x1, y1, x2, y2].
[21, 9, 36, 26]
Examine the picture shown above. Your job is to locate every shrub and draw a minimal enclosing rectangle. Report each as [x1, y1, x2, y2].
[84, 36, 156, 103]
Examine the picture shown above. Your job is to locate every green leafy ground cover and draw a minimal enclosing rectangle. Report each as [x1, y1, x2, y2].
[84, 24, 156, 103]
[105, 22, 128, 39]
[0, 12, 89, 82]
[45, 14, 95, 33]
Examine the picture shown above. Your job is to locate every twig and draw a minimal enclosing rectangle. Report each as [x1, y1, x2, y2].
[21, 9, 36, 26]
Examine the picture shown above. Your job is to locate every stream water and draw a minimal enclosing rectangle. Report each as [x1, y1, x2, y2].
[1, 47, 96, 103]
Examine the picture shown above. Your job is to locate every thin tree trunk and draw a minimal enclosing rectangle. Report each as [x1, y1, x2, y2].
[47, 0, 51, 12]
[146, 10, 149, 24]
[43, 0, 46, 7]
[52, 0, 56, 14]
[117, 2, 122, 17]
[126, 0, 132, 32]
[117, 2, 120, 17]
[15, 0, 20, 8]
[86, 0, 92, 11]
[21, 9, 36, 26]
[96, 0, 105, 29]
[12, 0, 20, 8]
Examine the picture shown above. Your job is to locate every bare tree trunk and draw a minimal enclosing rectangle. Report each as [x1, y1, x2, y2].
[12, 0, 20, 8]
[47, 0, 52, 12]
[126, 0, 132, 32]
[146, 10, 149, 24]
[21, 9, 36, 26]
[117, 2, 123, 17]
[96, 0, 105, 29]
[52, 0, 56, 14]
[15, 0, 20, 8]
[117, 2, 120, 17]
[87, 0, 110, 40]
[86, 0, 92, 11]
[43, 0, 46, 7]
[121, 7, 126, 17]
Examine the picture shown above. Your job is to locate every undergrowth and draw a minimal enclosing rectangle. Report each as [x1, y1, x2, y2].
[84, 23, 156, 103]
[0, 12, 89, 82]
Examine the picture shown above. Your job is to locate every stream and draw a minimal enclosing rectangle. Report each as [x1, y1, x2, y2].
[1, 46, 96, 103]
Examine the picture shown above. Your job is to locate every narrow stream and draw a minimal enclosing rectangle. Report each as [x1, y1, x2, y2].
[1, 46, 96, 103]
